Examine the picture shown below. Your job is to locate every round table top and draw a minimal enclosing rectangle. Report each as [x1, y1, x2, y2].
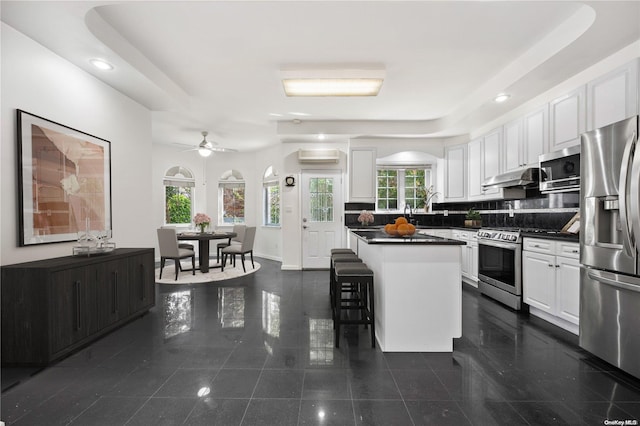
[177, 231, 237, 240]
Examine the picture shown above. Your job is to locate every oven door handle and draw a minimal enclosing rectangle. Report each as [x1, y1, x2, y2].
[478, 240, 518, 250]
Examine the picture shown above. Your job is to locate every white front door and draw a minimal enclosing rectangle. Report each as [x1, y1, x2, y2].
[301, 170, 344, 269]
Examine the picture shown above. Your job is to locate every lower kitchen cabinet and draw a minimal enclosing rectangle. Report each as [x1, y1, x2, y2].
[452, 229, 478, 287]
[522, 238, 579, 334]
[1, 248, 155, 366]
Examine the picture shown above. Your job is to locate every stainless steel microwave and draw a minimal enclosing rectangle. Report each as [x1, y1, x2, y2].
[539, 145, 580, 193]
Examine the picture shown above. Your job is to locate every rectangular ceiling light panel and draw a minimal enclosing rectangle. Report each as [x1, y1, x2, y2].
[281, 68, 385, 97]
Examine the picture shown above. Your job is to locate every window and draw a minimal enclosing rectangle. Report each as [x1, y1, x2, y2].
[377, 169, 398, 210]
[218, 170, 245, 225]
[163, 166, 195, 225]
[376, 167, 432, 211]
[309, 177, 334, 222]
[263, 166, 280, 226]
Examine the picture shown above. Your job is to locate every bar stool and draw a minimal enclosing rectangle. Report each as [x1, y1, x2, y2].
[333, 262, 375, 348]
[330, 253, 362, 315]
[331, 248, 355, 255]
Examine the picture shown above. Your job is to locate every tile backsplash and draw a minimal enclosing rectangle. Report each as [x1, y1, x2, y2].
[344, 190, 579, 230]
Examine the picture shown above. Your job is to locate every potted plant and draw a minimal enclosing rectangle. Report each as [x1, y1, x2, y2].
[416, 185, 440, 212]
[465, 208, 481, 228]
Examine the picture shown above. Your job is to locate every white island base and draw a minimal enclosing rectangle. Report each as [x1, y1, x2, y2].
[356, 239, 462, 352]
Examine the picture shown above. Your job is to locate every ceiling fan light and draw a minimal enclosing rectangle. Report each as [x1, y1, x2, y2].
[198, 143, 213, 157]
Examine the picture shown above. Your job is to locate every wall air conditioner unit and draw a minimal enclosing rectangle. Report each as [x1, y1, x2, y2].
[297, 149, 340, 163]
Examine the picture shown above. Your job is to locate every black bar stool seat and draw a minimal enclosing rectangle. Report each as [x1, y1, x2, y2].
[333, 262, 375, 348]
[330, 254, 362, 314]
[331, 248, 355, 255]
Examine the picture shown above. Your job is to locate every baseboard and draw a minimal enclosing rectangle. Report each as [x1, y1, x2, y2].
[529, 306, 579, 335]
[281, 264, 301, 270]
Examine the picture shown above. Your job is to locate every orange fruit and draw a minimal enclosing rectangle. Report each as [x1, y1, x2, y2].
[384, 223, 398, 235]
[406, 223, 416, 234]
[395, 217, 408, 225]
[397, 223, 412, 236]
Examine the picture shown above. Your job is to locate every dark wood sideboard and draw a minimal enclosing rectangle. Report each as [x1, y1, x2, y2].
[1, 248, 155, 366]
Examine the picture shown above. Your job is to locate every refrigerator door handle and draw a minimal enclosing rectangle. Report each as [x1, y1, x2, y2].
[630, 131, 640, 253]
[587, 269, 640, 293]
[618, 131, 636, 255]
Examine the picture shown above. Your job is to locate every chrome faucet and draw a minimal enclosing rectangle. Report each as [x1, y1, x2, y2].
[404, 203, 413, 219]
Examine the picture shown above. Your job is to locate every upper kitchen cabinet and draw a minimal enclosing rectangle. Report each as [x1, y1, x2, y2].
[349, 147, 376, 202]
[482, 129, 502, 198]
[468, 129, 502, 200]
[523, 104, 549, 161]
[503, 118, 524, 172]
[587, 59, 639, 131]
[444, 144, 466, 201]
[467, 138, 483, 199]
[549, 86, 586, 152]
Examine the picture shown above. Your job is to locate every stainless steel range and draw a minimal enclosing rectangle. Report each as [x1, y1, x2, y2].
[476, 228, 523, 310]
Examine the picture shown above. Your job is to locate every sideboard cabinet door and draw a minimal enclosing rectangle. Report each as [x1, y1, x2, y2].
[1, 248, 155, 366]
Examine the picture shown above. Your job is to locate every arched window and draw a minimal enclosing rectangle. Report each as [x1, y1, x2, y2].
[218, 169, 245, 225]
[164, 166, 195, 225]
[263, 166, 280, 226]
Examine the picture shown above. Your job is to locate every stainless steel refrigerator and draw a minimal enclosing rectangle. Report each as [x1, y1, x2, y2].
[580, 115, 640, 379]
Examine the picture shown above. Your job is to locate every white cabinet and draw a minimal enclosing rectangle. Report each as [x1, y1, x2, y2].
[482, 129, 501, 198]
[522, 238, 580, 334]
[587, 59, 639, 131]
[452, 229, 478, 286]
[503, 118, 525, 171]
[467, 138, 483, 199]
[523, 105, 549, 162]
[505, 114, 546, 170]
[349, 147, 376, 202]
[549, 86, 586, 152]
[444, 144, 466, 201]
[468, 129, 502, 201]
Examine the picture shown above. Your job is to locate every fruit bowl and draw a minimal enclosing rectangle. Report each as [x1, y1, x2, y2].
[384, 217, 416, 236]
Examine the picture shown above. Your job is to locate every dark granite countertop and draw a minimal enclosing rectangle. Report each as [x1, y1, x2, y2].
[352, 230, 466, 245]
[521, 231, 579, 242]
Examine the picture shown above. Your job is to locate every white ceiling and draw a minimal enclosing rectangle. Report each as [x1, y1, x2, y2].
[2, 1, 640, 152]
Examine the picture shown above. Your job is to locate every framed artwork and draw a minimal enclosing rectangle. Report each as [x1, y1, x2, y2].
[17, 110, 112, 246]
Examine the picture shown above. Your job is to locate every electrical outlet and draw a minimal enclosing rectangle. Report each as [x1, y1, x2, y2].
[444, 210, 449, 217]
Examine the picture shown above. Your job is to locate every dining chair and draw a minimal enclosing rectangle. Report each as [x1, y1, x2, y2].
[157, 228, 196, 280]
[221, 226, 256, 272]
[161, 225, 195, 257]
[216, 224, 246, 262]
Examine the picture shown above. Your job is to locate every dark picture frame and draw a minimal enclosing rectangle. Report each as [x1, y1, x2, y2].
[17, 110, 112, 246]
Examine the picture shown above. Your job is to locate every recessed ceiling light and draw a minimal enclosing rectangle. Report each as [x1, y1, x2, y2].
[318, 133, 326, 140]
[494, 93, 510, 103]
[90, 59, 114, 71]
[281, 68, 385, 97]
[269, 113, 283, 117]
[289, 112, 311, 117]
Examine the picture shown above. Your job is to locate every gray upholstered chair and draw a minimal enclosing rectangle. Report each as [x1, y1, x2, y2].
[161, 226, 194, 260]
[221, 226, 256, 272]
[157, 228, 196, 280]
[217, 224, 246, 262]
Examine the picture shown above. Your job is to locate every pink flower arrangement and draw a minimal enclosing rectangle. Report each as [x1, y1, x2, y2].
[357, 210, 374, 225]
[194, 213, 211, 232]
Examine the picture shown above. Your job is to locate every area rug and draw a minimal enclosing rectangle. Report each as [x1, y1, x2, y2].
[155, 261, 260, 284]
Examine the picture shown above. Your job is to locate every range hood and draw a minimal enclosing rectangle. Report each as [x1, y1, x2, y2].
[482, 167, 540, 189]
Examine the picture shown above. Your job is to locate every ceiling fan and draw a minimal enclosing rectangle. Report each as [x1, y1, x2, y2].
[191, 131, 237, 157]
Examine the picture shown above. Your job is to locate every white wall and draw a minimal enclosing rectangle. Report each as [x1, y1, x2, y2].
[1, 23, 154, 265]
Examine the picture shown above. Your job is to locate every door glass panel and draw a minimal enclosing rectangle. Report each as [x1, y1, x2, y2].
[309, 178, 334, 222]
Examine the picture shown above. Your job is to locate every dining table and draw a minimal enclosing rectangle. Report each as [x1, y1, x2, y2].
[177, 231, 237, 273]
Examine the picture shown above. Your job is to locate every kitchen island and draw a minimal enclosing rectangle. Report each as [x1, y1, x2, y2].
[351, 230, 465, 352]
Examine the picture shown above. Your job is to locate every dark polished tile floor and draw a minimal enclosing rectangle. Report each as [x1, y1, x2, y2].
[2, 257, 640, 425]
